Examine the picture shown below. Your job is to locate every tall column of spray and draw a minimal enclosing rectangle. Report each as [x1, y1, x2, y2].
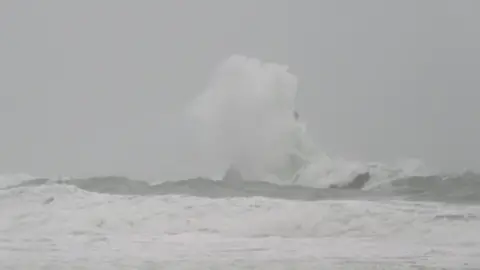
[187, 55, 304, 181]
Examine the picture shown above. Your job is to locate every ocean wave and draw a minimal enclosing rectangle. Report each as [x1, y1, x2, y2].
[384, 171, 480, 202]
[2, 177, 479, 269]
[1, 56, 477, 204]
[1, 182, 478, 240]
[2, 171, 480, 204]
[0, 173, 36, 189]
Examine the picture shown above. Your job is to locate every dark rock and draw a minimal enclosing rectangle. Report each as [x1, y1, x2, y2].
[329, 172, 370, 189]
[43, 197, 54, 204]
[222, 167, 244, 182]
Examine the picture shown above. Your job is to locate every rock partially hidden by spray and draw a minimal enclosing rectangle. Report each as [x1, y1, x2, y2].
[328, 172, 371, 189]
[223, 165, 370, 190]
[222, 167, 244, 182]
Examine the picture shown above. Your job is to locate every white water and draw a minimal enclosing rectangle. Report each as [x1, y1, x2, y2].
[0, 173, 36, 189]
[187, 55, 428, 188]
[2, 55, 474, 269]
[1, 184, 479, 269]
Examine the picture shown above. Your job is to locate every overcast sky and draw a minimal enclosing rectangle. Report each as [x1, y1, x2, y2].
[1, 1, 479, 180]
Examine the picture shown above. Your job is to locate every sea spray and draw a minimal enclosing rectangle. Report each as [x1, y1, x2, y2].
[186, 55, 429, 187]
[187, 55, 309, 182]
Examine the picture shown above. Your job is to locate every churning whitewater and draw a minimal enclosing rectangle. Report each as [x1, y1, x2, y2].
[1, 55, 480, 269]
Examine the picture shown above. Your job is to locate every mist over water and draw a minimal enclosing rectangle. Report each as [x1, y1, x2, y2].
[2, 1, 480, 267]
[1, 55, 480, 269]
[188, 55, 301, 181]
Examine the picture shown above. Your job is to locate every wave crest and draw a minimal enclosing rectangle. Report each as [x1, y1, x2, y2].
[2, 171, 480, 203]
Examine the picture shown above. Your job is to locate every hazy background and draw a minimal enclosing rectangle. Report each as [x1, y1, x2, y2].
[1, 0, 479, 180]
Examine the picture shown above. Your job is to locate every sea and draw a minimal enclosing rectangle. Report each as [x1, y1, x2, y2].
[1, 55, 479, 269]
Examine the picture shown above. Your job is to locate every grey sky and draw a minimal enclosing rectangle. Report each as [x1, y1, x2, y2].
[1, 1, 479, 180]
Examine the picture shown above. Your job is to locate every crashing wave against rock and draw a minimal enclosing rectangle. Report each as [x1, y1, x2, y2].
[3, 171, 480, 204]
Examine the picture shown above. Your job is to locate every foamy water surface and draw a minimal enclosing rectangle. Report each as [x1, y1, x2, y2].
[1, 55, 478, 269]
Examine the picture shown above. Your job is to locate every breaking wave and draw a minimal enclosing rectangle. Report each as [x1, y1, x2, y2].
[1, 55, 476, 203]
[2, 171, 480, 204]
[185, 55, 429, 188]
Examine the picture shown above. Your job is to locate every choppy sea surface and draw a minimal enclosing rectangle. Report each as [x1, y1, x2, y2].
[2, 55, 478, 269]
[1, 172, 480, 269]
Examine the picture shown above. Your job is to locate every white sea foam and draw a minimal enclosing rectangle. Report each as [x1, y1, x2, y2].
[0, 54, 473, 269]
[0, 173, 36, 189]
[1, 184, 479, 268]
